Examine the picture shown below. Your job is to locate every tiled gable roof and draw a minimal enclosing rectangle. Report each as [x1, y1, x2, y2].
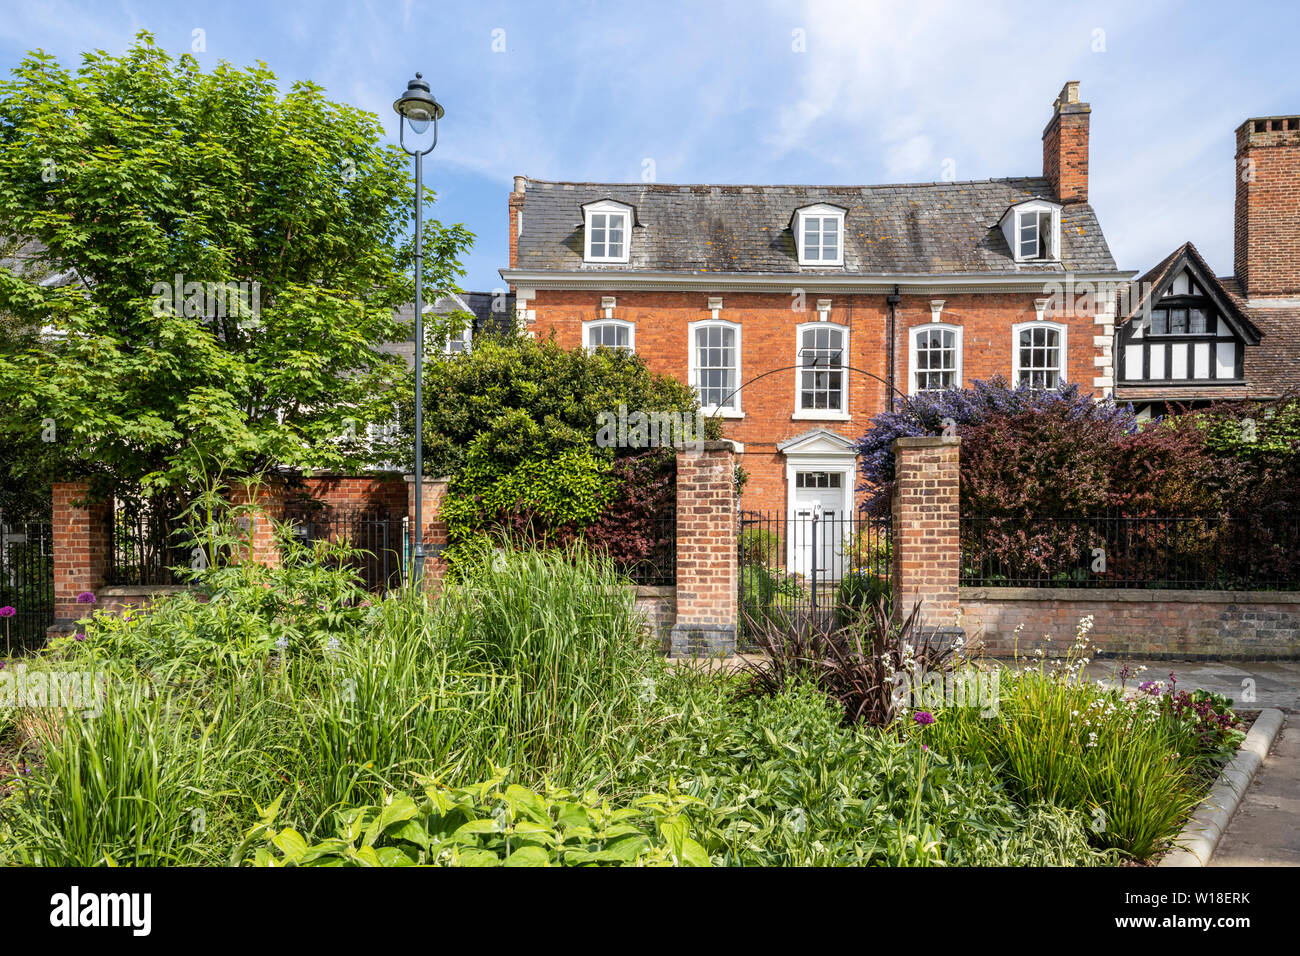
[514, 177, 1119, 275]
[1220, 278, 1300, 398]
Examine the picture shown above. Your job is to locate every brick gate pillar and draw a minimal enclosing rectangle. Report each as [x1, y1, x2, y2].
[670, 440, 741, 657]
[229, 480, 287, 568]
[891, 436, 964, 641]
[405, 475, 451, 591]
[52, 481, 112, 626]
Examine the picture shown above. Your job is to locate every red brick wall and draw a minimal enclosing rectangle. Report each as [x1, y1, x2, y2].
[51, 481, 111, 624]
[1234, 116, 1300, 298]
[670, 441, 737, 656]
[891, 437, 961, 634]
[229, 480, 287, 569]
[528, 288, 1099, 515]
[291, 474, 408, 517]
[961, 589, 1300, 659]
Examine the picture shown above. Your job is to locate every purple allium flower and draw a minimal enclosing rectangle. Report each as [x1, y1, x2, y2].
[921, 743, 929, 752]
[76, 591, 96, 604]
[0, 606, 15, 618]
[914, 711, 935, 726]
[74, 631, 86, 642]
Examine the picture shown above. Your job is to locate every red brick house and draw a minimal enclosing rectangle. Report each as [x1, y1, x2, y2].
[501, 82, 1133, 519]
[1115, 115, 1300, 416]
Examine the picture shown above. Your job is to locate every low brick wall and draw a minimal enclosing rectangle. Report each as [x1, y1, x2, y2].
[960, 587, 1300, 660]
[634, 586, 676, 652]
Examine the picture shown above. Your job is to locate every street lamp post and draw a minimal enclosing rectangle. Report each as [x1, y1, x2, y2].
[393, 73, 444, 587]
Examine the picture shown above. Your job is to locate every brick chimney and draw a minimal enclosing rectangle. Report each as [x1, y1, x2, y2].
[1234, 115, 1300, 299]
[508, 175, 526, 276]
[1042, 81, 1090, 204]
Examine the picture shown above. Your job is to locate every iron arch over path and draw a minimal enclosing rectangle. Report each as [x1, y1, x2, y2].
[711, 364, 907, 415]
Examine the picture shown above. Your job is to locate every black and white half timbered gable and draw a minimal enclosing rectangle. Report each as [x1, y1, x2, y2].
[1116, 243, 1261, 413]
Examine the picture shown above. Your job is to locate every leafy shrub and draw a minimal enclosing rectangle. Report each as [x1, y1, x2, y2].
[428, 334, 696, 570]
[738, 527, 781, 565]
[738, 563, 802, 641]
[242, 768, 709, 867]
[835, 568, 891, 626]
[411, 333, 701, 480]
[856, 378, 1132, 514]
[630, 681, 1110, 866]
[1130, 677, 1245, 782]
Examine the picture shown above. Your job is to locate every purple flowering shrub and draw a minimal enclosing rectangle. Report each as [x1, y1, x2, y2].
[856, 377, 1135, 515]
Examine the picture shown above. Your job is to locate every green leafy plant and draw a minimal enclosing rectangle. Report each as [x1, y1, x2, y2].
[241, 767, 709, 867]
[920, 620, 1214, 860]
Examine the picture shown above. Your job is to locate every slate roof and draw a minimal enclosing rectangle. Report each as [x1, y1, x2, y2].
[382, 292, 515, 369]
[513, 177, 1120, 276]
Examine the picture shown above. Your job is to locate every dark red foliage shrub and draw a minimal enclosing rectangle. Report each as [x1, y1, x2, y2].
[471, 449, 676, 576]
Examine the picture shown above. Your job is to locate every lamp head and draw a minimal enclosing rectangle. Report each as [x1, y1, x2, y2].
[393, 72, 444, 134]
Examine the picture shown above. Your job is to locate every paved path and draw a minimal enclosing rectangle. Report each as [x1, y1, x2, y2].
[1209, 719, 1299, 866]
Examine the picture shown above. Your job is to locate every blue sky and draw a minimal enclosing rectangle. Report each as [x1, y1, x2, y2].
[3, 0, 1298, 291]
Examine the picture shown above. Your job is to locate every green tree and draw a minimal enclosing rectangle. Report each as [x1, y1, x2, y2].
[0, 33, 472, 497]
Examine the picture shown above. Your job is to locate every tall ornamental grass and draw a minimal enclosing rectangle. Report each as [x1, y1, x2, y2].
[918, 619, 1210, 860]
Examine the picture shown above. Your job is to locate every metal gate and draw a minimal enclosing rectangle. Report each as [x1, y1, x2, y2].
[0, 520, 54, 655]
[738, 510, 890, 640]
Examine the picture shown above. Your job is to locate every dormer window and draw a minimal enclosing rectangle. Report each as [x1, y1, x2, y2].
[1000, 200, 1061, 262]
[794, 204, 846, 266]
[582, 199, 632, 263]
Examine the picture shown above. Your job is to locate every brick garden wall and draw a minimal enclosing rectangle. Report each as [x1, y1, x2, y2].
[885, 437, 1300, 660]
[289, 473, 408, 516]
[960, 588, 1300, 660]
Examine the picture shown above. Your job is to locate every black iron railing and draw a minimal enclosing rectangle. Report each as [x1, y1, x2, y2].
[107, 499, 192, 586]
[738, 511, 892, 639]
[961, 513, 1300, 590]
[281, 506, 406, 593]
[0, 520, 54, 654]
[603, 511, 676, 588]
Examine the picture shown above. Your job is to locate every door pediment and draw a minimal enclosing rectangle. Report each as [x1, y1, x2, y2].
[778, 428, 857, 458]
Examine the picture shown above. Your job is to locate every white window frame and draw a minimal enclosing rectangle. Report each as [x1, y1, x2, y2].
[1011, 320, 1068, 389]
[907, 323, 963, 395]
[792, 322, 850, 420]
[582, 318, 635, 353]
[442, 324, 473, 356]
[687, 318, 744, 417]
[794, 203, 846, 267]
[582, 200, 632, 263]
[1001, 200, 1061, 263]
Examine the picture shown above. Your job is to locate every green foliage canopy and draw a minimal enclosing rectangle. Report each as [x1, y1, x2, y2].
[0, 33, 472, 495]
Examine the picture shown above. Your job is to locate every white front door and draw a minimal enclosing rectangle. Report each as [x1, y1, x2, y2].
[791, 471, 845, 580]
